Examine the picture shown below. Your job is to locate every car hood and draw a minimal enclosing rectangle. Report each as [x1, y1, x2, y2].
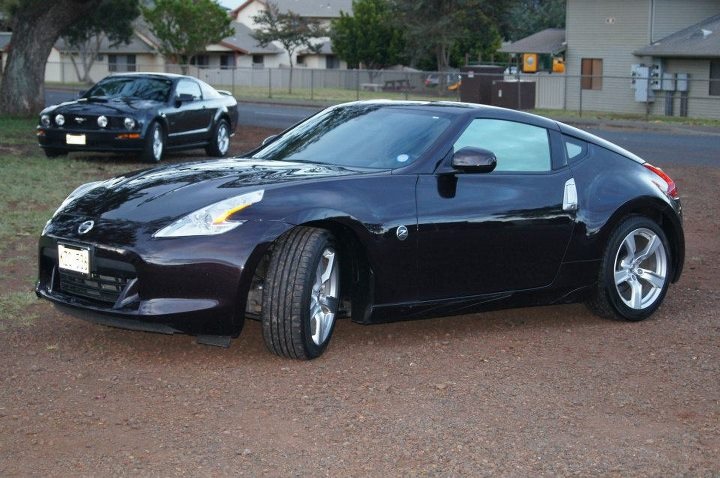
[58, 158, 376, 224]
[43, 97, 163, 116]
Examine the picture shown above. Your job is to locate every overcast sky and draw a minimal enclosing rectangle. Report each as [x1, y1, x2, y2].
[219, 0, 242, 10]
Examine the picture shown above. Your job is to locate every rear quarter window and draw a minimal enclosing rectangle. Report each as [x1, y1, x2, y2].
[563, 135, 589, 163]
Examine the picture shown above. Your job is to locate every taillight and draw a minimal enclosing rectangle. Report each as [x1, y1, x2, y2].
[644, 163, 678, 199]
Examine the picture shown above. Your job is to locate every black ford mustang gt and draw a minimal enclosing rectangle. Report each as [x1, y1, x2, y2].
[37, 73, 238, 162]
[36, 101, 684, 360]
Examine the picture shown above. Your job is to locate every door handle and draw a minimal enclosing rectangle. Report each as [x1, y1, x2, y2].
[563, 178, 578, 211]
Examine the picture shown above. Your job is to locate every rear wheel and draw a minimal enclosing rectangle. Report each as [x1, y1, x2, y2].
[587, 216, 671, 321]
[140, 122, 164, 163]
[205, 119, 230, 157]
[261, 227, 340, 360]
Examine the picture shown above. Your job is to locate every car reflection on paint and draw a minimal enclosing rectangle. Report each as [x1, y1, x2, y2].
[36, 100, 684, 360]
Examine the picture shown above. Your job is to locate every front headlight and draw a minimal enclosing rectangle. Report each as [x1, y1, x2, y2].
[124, 117, 136, 130]
[97, 115, 108, 128]
[153, 190, 265, 238]
[55, 114, 65, 126]
[51, 180, 104, 218]
[41, 114, 51, 127]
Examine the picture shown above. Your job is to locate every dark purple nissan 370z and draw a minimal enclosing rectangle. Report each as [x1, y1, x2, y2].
[36, 100, 684, 360]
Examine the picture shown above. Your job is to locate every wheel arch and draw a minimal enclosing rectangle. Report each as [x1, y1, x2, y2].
[600, 196, 684, 283]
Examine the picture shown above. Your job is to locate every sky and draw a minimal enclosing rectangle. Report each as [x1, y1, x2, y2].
[219, 0, 243, 10]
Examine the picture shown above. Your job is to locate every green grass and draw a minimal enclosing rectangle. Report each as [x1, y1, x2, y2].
[226, 85, 460, 105]
[0, 118, 135, 328]
[531, 108, 720, 127]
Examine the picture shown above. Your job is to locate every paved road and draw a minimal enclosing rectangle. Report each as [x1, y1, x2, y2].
[45, 89, 718, 167]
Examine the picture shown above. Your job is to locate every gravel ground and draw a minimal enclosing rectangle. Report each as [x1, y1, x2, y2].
[0, 128, 718, 476]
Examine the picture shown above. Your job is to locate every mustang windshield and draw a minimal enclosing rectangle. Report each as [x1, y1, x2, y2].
[84, 77, 173, 102]
[252, 104, 453, 169]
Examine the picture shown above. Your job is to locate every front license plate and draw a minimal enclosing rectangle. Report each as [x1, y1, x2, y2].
[66, 134, 86, 145]
[58, 244, 90, 275]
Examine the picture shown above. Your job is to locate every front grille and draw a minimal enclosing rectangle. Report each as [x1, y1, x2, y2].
[63, 114, 101, 131]
[59, 270, 134, 304]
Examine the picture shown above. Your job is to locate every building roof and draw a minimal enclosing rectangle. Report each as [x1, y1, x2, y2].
[221, 21, 282, 55]
[499, 28, 566, 55]
[55, 32, 157, 55]
[232, 0, 353, 19]
[299, 39, 334, 55]
[634, 14, 720, 58]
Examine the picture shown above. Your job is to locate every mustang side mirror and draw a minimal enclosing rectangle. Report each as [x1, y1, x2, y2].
[175, 93, 195, 107]
[77, 90, 86, 98]
[451, 147, 497, 173]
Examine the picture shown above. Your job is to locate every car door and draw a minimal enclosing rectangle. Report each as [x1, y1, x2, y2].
[166, 79, 210, 145]
[415, 117, 575, 300]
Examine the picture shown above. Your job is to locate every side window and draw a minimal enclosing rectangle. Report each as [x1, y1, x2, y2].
[176, 80, 202, 100]
[563, 135, 589, 163]
[453, 119, 551, 172]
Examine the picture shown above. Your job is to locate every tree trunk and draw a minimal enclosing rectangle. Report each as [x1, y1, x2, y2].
[0, 0, 101, 116]
[287, 51, 294, 95]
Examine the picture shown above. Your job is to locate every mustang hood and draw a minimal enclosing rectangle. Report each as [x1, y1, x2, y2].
[58, 158, 370, 224]
[44, 97, 162, 117]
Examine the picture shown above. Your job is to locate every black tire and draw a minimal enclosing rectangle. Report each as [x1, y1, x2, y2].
[139, 122, 164, 163]
[205, 119, 230, 157]
[44, 148, 67, 158]
[586, 216, 672, 321]
[261, 227, 340, 360]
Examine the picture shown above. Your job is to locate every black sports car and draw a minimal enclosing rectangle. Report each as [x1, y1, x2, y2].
[36, 101, 684, 360]
[37, 73, 238, 162]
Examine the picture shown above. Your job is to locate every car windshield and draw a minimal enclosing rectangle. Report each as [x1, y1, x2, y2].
[84, 77, 173, 102]
[252, 104, 453, 169]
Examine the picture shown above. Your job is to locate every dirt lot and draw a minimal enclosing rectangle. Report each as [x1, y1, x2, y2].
[1, 127, 718, 476]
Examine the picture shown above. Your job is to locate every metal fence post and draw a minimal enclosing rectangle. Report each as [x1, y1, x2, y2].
[268, 68, 272, 99]
[405, 72, 410, 100]
[231, 66, 235, 97]
[356, 69, 360, 101]
[645, 71, 651, 121]
[578, 75, 583, 117]
[311, 69, 314, 101]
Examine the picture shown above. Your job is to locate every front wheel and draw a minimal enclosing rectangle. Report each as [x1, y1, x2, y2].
[261, 227, 340, 360]
[140, 122, 164, 163]
[205, 119, 230, 157]
[587, 216, 672, 321]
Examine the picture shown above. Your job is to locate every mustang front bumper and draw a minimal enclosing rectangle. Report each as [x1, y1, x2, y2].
[37, 127, 145, 153]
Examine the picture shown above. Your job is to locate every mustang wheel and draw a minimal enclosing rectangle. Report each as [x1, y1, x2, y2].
[140, 122, 164, 163]
[587, 216, 671, 321]
[261, 227, 340, 360]
[205, 119, 230, 157]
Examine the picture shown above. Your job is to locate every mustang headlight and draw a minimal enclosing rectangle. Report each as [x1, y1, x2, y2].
[124, 117, 136, 130]
[97, 115, 108, 128]
[55, 114, 65, 126]
[51, 180, 104, 218]
[41, 114, 51, 127]
[153, 190, 265, 238]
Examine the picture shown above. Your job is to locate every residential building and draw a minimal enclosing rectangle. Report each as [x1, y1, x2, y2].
[564, 0, 720, 118]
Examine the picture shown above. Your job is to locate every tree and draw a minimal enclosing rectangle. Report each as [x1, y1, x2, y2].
[505, 0, 565, 42]
[0, 0, 103, 116]
[330, 0, 405, 79]
[61, 0, 140, 84]
[251, 2, 326, 94]
[142, 0, 233, 73]
[392, 0, 509, 71]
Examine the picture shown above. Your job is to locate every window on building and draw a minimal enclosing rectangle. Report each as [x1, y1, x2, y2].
[252, 54, 264, 66]
[581, 58, 603, 90]
[108, 54, 136, 73]
[191, 54, 209, 68]
[296, 55, 306, 65]
[710, 60, 720, 96]
[326, 55, 339, 70]
[453, 119, 551, 172]
[220, 54, 235, 69]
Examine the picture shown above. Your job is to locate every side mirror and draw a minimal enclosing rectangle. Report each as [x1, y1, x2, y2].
[262, 134, 278, 146]
[175, 93, 195, 107]
[77, 90, 86, 98]
[451, 147, 497, 173]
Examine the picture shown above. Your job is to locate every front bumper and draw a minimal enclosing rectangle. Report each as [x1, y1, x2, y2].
[37, 127, 145, 153]
[36, 219, 290, 336]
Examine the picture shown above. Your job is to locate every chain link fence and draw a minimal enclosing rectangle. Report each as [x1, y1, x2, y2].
[43, 60, 720, 120]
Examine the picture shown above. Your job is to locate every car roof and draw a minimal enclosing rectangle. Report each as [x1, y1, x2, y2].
[105, 72, 188, 81]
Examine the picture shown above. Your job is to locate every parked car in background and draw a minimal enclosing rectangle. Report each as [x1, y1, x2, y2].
[424, 72, 462, 91]
[37, 73, 239, 162]
[37, 100, 684, 360]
